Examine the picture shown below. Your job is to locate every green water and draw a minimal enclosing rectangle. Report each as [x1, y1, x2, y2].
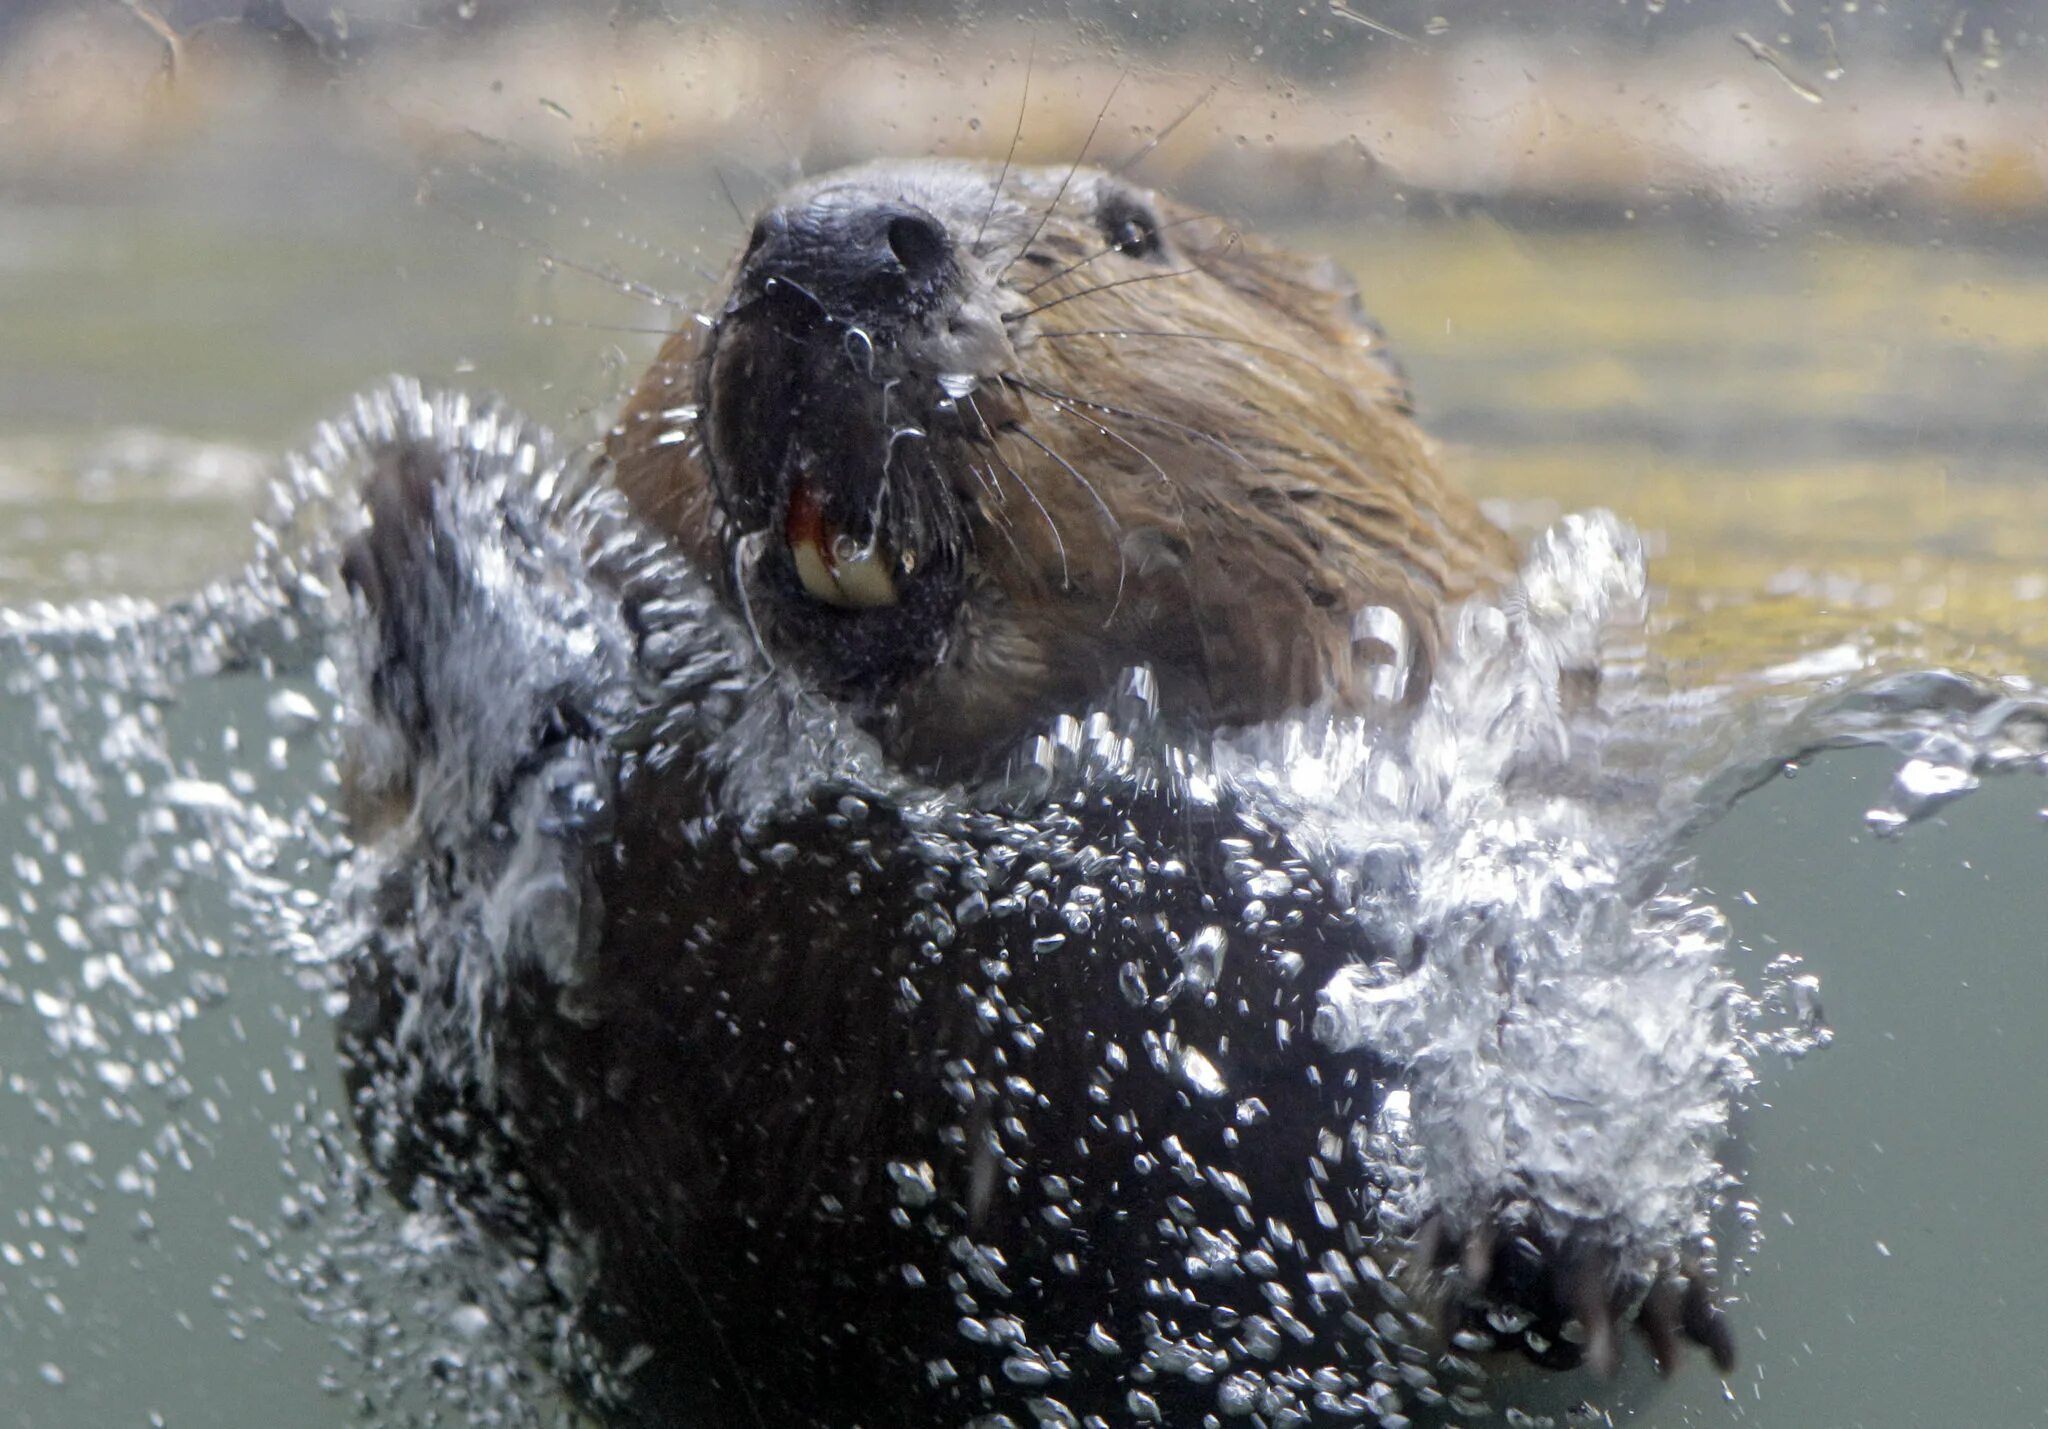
[1, 135, 2045, 1428]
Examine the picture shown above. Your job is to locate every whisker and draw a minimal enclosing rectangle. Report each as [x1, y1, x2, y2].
[1115, 78, 1226, 175]
[973, 44, 1034, 257]
[623, 346, 703, 394]
[734, 274, 839, 350]
[869, 395, 920, 534]
[712, 164, 751, 235]
[530, 318, 683, 338]
[433, 192, 690, 312]
[729, 529, 779, 675]
[963, 460, 1035, 570]
[998, 69, 1128, 281]
[1004, 423, 1130, 624]
[760, 273, 831, 315]
[1026, 387, 1220, 684]
[1010, 376, 1261, 473]
[1030, 386, 1182, 507]
[962, 457, 1001, 505]
[971, 395, 1070, 588]
[440, 144, 715, 282]
[1005, 265, 1202, 322]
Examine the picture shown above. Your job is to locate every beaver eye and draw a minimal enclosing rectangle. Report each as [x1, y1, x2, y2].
[1099, 196, 1162, 259]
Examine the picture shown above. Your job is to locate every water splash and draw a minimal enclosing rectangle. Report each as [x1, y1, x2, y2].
[0, 380, 2041, 1425]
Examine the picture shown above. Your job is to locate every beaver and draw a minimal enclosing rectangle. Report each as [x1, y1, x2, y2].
[331, 160, 1736, 1427]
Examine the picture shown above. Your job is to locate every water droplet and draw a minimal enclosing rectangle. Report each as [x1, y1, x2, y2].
[1178, 1046, 1227, 1099]
[1001, 1351, 1052, 1386]
[887, 1160, 937, 1208]
[1179, 924, 1227, 991]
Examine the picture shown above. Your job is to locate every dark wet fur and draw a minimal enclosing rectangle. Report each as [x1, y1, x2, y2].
[336, 433, 1733, 1427]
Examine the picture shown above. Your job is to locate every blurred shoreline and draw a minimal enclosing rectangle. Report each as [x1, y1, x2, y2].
[3, 2, 2047, 231]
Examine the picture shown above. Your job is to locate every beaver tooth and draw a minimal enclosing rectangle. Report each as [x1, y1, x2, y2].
[786, 481, 899, 608]
[826, 535, 900, 607]
[791, 527, 900, 608]
[792, 532, 846, 605]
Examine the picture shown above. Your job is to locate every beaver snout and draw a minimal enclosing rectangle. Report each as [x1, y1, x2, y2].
[698, 191, 994, 711]
[736, 193, 957, 320]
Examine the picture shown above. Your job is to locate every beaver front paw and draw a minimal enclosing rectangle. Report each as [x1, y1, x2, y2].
[1419, 1199, 1736, 1379]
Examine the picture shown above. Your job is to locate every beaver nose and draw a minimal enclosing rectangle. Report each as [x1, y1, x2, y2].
[743, 199, 955, 311]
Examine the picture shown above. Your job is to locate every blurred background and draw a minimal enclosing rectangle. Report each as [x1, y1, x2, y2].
[9, 0, 2048, 217]
[4, 0, 2046, 677]
[1, 4, 2045, 1428]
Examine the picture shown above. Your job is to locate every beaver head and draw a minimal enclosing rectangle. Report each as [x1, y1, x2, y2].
[609, 159, 1513, 773]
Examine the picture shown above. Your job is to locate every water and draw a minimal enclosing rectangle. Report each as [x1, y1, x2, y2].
[3, 88, 2048, 1429]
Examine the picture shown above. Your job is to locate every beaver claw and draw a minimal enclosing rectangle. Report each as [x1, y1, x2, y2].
[1423, 1206, 1737, 1378]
